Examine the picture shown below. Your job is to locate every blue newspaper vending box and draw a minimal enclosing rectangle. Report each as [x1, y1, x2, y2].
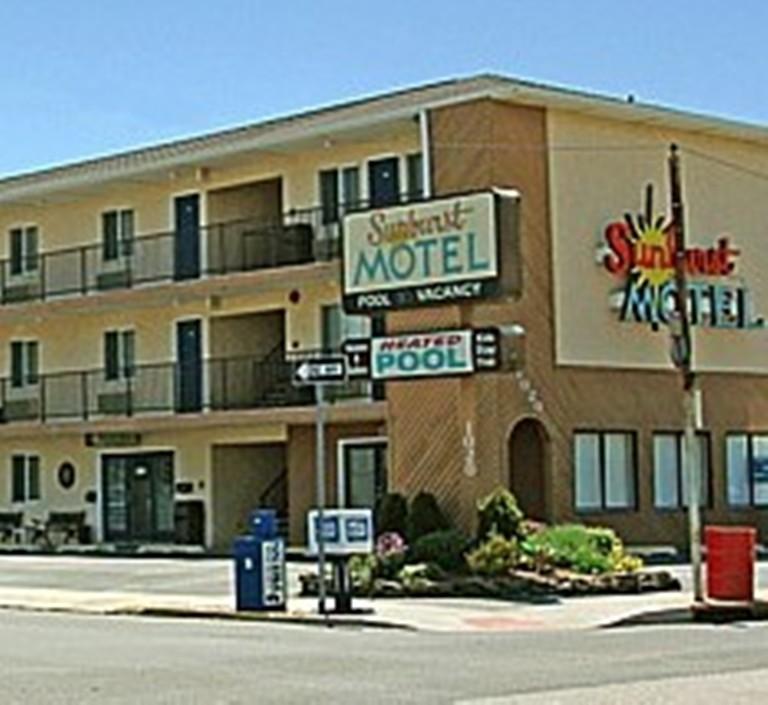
[233, 510, 286, 611]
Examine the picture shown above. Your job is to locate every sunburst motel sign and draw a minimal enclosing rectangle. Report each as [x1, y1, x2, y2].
[342, 192, 505, 313]
[602, 190, 765, 330]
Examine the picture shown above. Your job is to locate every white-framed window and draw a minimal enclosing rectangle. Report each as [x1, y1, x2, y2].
[11, 454, 40, 503]
[10, 340, 39, 389]
[337, 437, 388, 509]
[102, 209, 135, 261]
[319, 165, 362, 225]
[653, 432, 710, 509]
[321, 304, 370, 352]
[405, 152, 424, 200]
[726, 433, 768, 507]
[104, 330, 136, 381]
[341, 166, 361, 212]
[9, 225, 39, 276]
[574, 431, 636, 511]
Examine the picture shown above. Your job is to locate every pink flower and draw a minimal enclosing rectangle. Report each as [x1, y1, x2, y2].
[376, 531, 407, 558]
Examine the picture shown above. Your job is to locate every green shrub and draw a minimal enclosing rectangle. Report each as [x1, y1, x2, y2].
[408, 529, 470, 573]
[375, 492, 409, 537]
[523, 524, 642, 575]
[407, 492, 450, 541]
[476, 487, 525, 541]
[466, 533, 520, 577]
[348, 554, 378, 593]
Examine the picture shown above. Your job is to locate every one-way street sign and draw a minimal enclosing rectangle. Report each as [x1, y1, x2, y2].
[293, 357, 347, 386]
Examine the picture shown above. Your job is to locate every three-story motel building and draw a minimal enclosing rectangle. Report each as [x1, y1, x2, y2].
[0, 74, 767, 551]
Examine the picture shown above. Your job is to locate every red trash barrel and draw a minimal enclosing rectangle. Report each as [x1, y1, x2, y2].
[705, 525, 756, 602]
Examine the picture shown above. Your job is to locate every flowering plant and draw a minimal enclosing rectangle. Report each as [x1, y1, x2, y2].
[376, 531, 407, 558]
[375, 532, 408, 579]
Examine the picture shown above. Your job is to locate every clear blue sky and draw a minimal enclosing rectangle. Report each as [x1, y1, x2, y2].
[1, 0, 765, 177]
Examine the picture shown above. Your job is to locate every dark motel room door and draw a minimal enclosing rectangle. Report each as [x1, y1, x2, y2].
[102, 452, 174, 543]
[176, 319, 203, 413]
[368, 157, 400, 208]
[174, 193, 200, 280]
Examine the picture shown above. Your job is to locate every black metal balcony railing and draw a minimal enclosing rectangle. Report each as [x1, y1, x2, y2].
[0, 191, 430, 307]
[0, 351, 375, 425]
[0, 208, 340, 306]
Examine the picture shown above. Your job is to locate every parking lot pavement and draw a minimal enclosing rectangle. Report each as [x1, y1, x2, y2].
[0, 554, 308, 597]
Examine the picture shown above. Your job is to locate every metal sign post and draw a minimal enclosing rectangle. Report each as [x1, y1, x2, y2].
[315, 382, 328, 618]
[292, 355, 347, 619]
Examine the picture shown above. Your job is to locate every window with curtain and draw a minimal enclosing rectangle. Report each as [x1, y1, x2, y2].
[11, 454, 40, 503]
[726, 434, 768, 507]
[406, 153, 424, 200]
[9, 226, 39, 276]
[102, 209, 135, 261]
[574, 431, 636, 511]
[321, 304, 370, 352]
[10, 340, 39, 388]
[653, 432, 710, 509]
[104, 330, 136, 381]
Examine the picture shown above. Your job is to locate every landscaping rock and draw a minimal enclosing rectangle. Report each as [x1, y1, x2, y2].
[300, 566, 681, 599]
[373, 579, 405, 597]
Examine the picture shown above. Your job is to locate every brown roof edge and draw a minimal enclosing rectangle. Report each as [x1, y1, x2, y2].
[0, 74, 500, 199]
[2, 73, 767, 200]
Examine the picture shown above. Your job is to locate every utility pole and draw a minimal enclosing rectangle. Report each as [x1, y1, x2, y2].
[668, 143, 704, 603]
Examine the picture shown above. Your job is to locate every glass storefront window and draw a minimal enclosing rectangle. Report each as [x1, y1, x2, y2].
[574, 433, 600, 510]
[726, 434, 768, 507]
[574, 431, 636, 511]
[653, 433, 709, 509]
[339, 439, 387, 510]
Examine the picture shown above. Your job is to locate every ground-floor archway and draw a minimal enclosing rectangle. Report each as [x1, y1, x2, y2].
[507, 418, 548, 520]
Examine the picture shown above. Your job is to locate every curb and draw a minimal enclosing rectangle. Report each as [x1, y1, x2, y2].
[603, 600, 768, 628]
[120, 606, 416, 630]
[0, 601, 416, 631]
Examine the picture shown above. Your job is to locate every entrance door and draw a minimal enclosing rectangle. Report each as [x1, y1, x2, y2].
[339, 440, 387, 509]
[368, 158, 400, 208]
[176, 319, 202, 413]
[102, 452, 174, 543]
[174, 194, 200, 280]
[508, 419, 547, 520]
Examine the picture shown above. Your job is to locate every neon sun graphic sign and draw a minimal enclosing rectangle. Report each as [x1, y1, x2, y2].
[601, 185, 764, 330]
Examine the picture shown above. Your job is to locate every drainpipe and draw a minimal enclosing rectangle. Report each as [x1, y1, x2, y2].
[419, 110, 433, 199]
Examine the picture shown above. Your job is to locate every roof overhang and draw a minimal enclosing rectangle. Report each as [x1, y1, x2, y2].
[2, 74, 767, 205]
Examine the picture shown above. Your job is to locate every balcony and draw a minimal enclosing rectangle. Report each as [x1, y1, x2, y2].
[0, 208, 340, 306]
[0, 351, 375, 425]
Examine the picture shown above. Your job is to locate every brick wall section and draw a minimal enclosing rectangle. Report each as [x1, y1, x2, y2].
[386, 98, 768, 547]
[287, 421, 384, 544]
[386, 99, 552, 534]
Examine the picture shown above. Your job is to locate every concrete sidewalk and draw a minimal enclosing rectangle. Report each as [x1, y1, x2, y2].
[3, 582, 766, 632]
[0, 556, 764, 632]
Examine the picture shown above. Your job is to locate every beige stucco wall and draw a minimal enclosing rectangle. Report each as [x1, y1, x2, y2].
[210, 443, 285, 551]
[0, 131, 420, 258]
[0, 279, 339, 376]
[548, 110, 768, 372]
[0, 422, 287, 546]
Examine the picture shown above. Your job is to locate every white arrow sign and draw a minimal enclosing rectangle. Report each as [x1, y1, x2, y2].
[293, 357, 347, 385]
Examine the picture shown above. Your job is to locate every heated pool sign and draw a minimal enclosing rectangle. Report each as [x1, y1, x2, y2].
[343, 328, 501, 381]
[343, 192, 508, 313]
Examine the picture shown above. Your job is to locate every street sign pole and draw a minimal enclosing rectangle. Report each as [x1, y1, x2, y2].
[669, 143, 704, 604]
[315, 382, 328, 618]
[291, 354, 347, 620]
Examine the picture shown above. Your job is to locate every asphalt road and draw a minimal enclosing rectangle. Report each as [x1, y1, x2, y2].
[0, 611, 766, 704]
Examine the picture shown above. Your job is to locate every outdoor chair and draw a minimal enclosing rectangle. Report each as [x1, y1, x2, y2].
[0, 512, 23, 543]
[45, 511, 90, 545]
